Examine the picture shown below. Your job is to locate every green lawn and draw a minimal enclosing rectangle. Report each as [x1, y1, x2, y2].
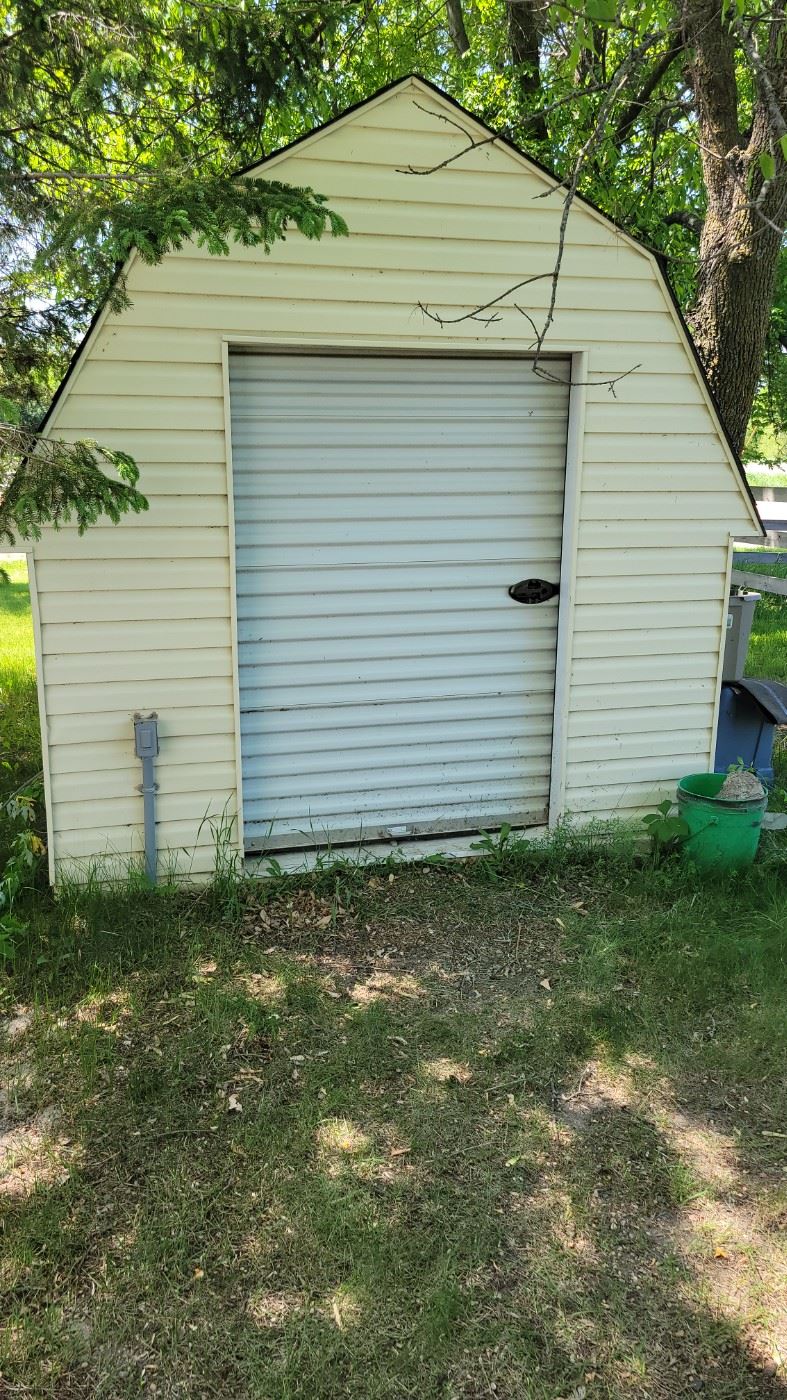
[745, 470, 787, 488]
[744, 565, 787, 683]
[2, 560, 787, 1398]
[0, 558, 41, 857]
[0, 557, 38, 778]
[738, 562, 787, 798]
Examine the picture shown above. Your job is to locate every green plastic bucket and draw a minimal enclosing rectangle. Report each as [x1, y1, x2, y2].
[677, 772, 767, 873]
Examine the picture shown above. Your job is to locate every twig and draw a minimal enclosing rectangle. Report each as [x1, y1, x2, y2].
[560, 1062, 594, 1102]
[529, 34, 664, 374]
[408, 36, 663, 394]
[417, 270, 554, 324]
[396, 101, 500, 174]
[397, 88, 612, 175]
[731, 11, 787, 143]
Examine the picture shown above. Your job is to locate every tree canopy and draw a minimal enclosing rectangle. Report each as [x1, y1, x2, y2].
[1, 0, 352, 415]
[1, 0, 786, 543]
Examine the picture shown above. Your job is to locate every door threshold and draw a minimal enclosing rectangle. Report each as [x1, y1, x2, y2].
[244, 824, 549, 877]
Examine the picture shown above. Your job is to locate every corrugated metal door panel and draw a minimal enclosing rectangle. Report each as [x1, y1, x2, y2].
[230, 353, 569, 852]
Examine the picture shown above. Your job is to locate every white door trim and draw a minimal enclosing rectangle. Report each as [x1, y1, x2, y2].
[548, 350, 588, 827]
[222, 338, 584, 853]
[221, 338, 246, 861]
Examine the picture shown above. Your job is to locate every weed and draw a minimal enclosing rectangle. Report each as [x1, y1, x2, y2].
[641, 798, 690, 860]
[196, 803, 244, 922]
[0, 777, 45, 959]
[470, 821, 540, 880]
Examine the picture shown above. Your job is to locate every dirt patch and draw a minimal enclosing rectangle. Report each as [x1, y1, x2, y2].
[0, 1104, 77, 1199]
[0, 1009, 33, 1044]
[348, 971, 425, 1005]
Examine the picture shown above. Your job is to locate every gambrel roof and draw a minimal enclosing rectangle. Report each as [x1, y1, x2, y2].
[39, 74, 762, 531]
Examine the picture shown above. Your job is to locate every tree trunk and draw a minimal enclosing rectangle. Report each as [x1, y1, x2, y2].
[507, 0, 548, 143]
[682, 0, 787, 452]
[690, 203, 782, 454]
[445, 0, 471, 56]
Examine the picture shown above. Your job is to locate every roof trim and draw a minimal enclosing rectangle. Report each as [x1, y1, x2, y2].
[37, 259, 127, 436]
[37, 72, 764, 533]
[651, 249, 762, 528]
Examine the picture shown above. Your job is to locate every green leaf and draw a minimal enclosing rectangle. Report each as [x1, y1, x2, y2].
[585, 0, 617, 23]
[759, 151, 776, 181]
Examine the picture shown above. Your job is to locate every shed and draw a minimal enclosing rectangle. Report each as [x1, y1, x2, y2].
[30, 75, 763, 881]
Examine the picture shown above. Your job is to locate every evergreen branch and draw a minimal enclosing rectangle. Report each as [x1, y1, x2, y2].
[41, 174, 348, 268]
[0, 427, 148, 545]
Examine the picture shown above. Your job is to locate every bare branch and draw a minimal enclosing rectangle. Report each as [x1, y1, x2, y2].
[730, 11, 787, 143]
[418, 299, 503, 327]
[395, 102, 499, 174]
[664, 209, 704, 233]
[0, 170, 160, 183]
[417, 271, 553, 325]
[612, 38, 684, 147]
[396, 87, 613, 177]
[411, 32, 665, 395]
[528, 34, 665, 369]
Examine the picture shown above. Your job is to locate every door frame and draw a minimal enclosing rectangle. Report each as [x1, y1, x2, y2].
[221, 338, 588, 859]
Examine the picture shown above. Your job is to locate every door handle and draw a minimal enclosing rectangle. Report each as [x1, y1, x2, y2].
[508, 578, 560, 604]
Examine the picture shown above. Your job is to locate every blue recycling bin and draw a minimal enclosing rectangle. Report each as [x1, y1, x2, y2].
[714, 678, 787, 783]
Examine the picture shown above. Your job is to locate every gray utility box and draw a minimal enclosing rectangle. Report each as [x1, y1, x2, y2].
[723, 592, 761, 682]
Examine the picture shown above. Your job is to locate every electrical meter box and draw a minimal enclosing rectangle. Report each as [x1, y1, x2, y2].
[133, 714, 159, 760]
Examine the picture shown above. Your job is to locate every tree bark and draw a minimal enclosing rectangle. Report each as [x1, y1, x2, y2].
[682, 0, 787, 452]
[445, 0, 471, 56]
[507, 0, 548, 143]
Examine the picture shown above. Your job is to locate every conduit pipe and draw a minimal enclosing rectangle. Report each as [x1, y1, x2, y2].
[133, 712, 159, 884]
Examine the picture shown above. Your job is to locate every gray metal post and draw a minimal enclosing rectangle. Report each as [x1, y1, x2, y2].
[133, 714, 159, 885]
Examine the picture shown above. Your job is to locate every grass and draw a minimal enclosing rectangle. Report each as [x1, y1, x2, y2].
[2, 560, 787, 1398]
[0, 557, 41, 856]
[3, 852, 787, 1397]
[745, 470, 787, 489]
[743, 564, 787, 686]
[0, 557, 38, 778]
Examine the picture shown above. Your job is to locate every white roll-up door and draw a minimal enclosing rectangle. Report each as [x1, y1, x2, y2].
[229, 353, 569, 853]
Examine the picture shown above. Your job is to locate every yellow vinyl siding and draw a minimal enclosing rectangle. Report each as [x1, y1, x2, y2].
[35, 76, 758, 875]
[127, 261, 671, 314]
[45, 674, 234, 716]
[82, 295, 681, 344]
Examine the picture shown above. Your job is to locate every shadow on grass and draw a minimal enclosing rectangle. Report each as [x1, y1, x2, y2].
[2, 843, 787, 1398]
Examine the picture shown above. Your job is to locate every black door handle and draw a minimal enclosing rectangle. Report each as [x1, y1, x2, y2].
[508, 578, 560, 604]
